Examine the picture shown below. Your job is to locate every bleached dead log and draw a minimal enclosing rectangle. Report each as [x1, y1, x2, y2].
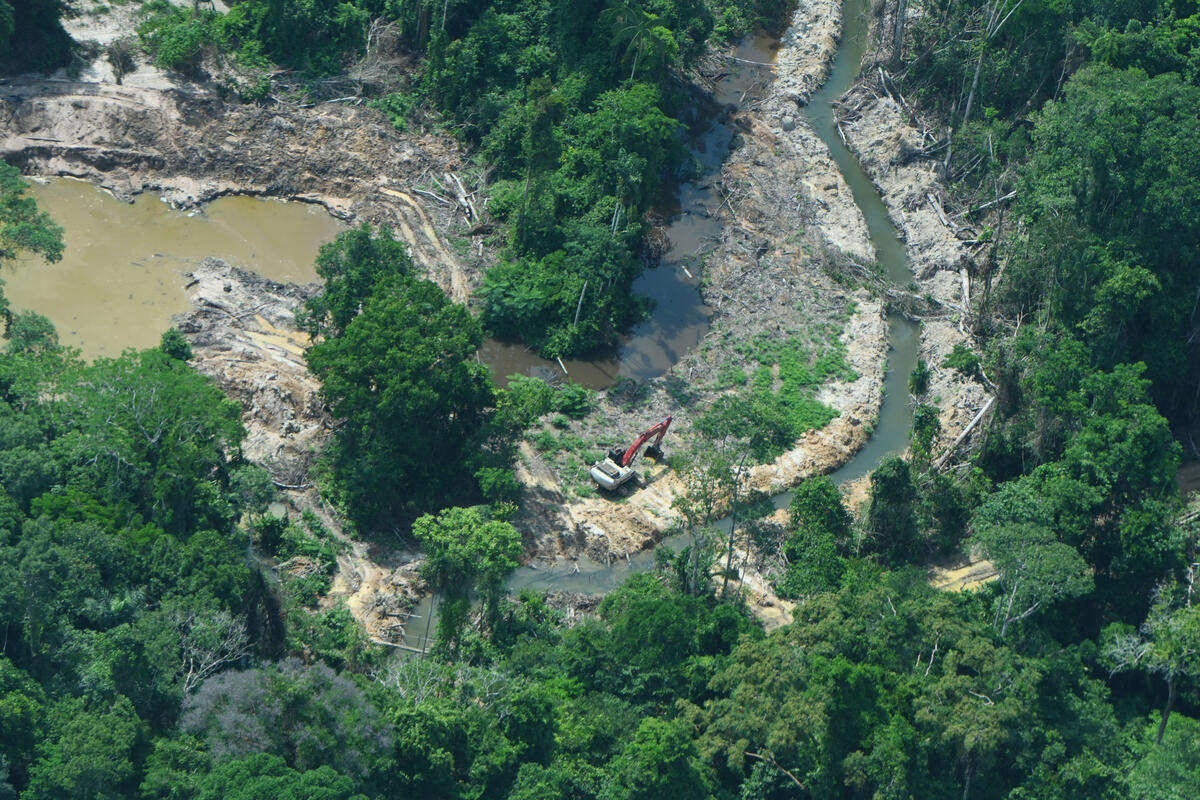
[927, 192, 953, 229]
[934, 396, 995, 469]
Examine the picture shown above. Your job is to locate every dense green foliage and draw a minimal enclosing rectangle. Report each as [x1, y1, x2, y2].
[136, 1, 781, 355]
[0, 341, 287, 796]
[1005, 66, 1200, 417]
[138, 0, 372, 77]
[776, 476, 850, 597]
[413, 505, 522, 653]
[7, 3, 1200, 799]
[902, 0, 1200, 418]
[305, 252, 496, 530]
[300, 225, 562, 532]
[0, 321, 1193, 800]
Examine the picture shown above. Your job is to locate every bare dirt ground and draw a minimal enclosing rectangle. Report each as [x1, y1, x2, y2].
[513, 0, 890, 573]
[928, 550, 999, 592]
[0, 78, 478, 302]
[838, 4, 994, 459]
[176, 259, 429, 643]
[176, 258, 327, 487]
[1, 1, 993, 638]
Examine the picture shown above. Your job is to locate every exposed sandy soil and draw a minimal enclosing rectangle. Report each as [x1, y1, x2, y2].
[928, 550, 999, 592]
[2, 0, 994, 639]
[0, 78, 478, 302]
[512, 0, 891, 574]
[175, 258, 327, 487]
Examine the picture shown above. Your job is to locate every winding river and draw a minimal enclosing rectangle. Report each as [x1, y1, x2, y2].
[404, 2, 922, 648]
[3, 3, 920, 651]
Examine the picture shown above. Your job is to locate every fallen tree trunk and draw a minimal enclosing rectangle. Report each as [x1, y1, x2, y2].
[934, 396, 995, 469]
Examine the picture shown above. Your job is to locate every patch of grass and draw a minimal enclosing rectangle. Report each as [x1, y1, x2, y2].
[288, 573, 333, 607]
[531, 429, 559, 452]
[609, 377, 653, 411]
[942, 343, 981, 377]
[369, 91, 419, 131]
[663, 375, 701, 407]
[716, 363, 748, 389]
[531, 429, 591, 458]
[698, 326, 855, 462]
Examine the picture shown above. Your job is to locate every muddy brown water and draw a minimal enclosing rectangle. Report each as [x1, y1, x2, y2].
[5, 179, 346, 358]
[5, 17, 916, 651]
[12, 32, 775, 376]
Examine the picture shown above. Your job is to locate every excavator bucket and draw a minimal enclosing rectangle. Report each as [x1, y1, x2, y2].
[644, 445, 664, 462]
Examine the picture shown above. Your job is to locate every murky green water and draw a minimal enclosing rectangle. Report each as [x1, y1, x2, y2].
[5, 179, 346, 358]
[404, 9, 923, 651]
[804, 0, 920, 487]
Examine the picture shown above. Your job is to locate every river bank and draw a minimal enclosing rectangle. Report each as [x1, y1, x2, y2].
[511, 0, 891, 566]
[838, 2, 993, 458]
[0, 1, 990, 641]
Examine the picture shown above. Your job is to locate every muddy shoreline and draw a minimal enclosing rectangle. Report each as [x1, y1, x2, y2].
[0, 80, 479, 303]
[838, 5, 992, 459]
[514, 0, 892, 566]
[0, 0, 989, 639]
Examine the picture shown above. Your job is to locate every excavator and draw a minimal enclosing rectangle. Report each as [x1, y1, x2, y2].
[589, 416, 672, 491]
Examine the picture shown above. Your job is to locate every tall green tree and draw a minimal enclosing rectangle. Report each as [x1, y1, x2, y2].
[0, 165, 63, 267]
[23, 696, 144, 800]
[1127, 713, 1200, 800]
[413, 505, 521, 652]
[776, 476, 851, 597]
[306, 277, 495, 531]
[296, 224, 413, 341]
[53, 350, 246, 537]
[1106, 587, 1200, 744]
[602, 717, 713, 800]
[0, 163, 64, 334]
[973, 522, 1092, 638]
[865, 455, 919, 566]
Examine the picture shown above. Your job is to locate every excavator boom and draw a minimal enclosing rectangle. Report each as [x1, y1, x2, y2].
[617, 416, 672, 466]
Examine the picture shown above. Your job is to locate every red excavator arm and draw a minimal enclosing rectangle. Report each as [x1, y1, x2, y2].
[615, 416, 672, 467]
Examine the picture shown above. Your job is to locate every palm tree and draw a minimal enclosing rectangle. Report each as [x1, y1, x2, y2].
[601, 0, 671, 80]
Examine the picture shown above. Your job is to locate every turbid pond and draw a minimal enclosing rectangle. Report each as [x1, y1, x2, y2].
[5, 179, 345, 358]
